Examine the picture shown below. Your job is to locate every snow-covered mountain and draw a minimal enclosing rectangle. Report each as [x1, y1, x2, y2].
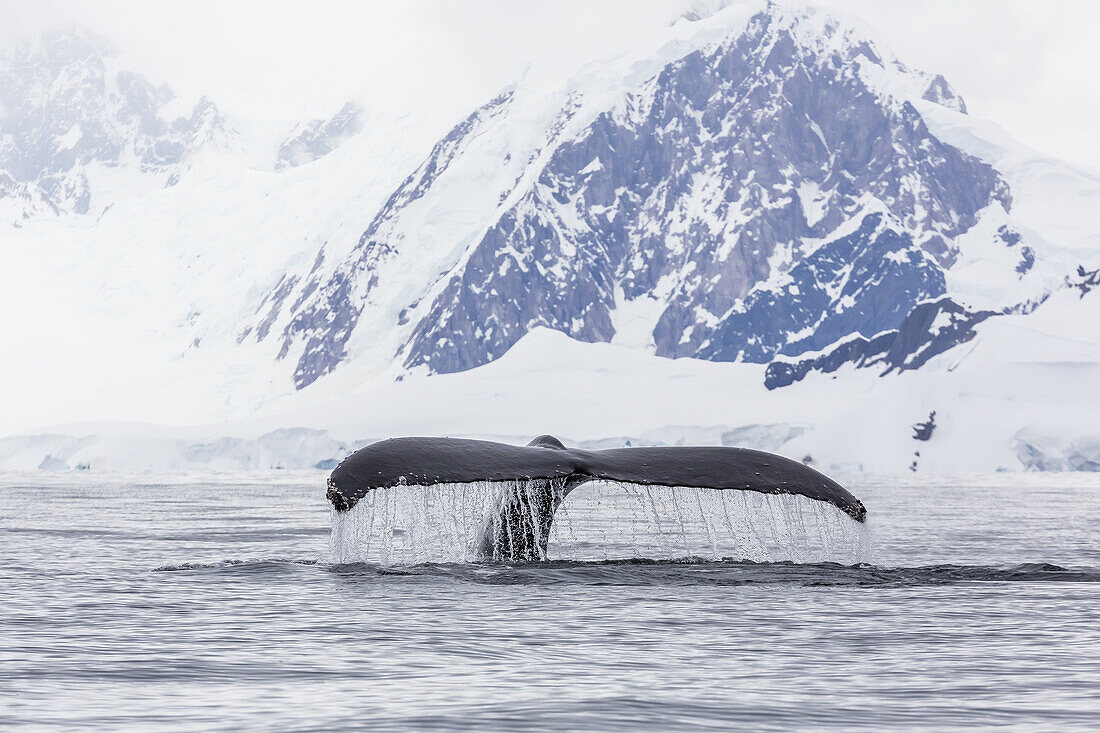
[0, 28, 234, 221]
[1, 2, 1098, 472]
[275, 102, 364, 170]
[263, 4, 1059, 389]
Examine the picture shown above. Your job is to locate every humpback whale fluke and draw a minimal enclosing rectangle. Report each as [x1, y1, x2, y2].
[327, 436, 866, 560]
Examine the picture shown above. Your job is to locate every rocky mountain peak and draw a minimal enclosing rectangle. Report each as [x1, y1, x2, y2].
[238, 3, 1016, 391]
[395, 5, 1006, 374]
[276, 101, 365, 169]
[0, 28, 234, 220]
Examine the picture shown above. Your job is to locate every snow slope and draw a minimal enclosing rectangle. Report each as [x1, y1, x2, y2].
[1, 2, 1098, 472]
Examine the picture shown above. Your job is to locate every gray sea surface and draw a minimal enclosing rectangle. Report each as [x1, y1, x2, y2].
[2, 471, 1099, 730]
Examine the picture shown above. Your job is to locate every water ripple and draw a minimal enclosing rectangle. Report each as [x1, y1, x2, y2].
[153, 557, 1100, 586]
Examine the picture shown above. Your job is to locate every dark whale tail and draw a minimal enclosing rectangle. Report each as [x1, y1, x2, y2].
[327, 435, 866, 561]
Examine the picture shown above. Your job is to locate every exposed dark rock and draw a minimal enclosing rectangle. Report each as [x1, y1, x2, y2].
[995, 224, 1035, 275]
[764, 298, 997, 389]
[912, 411, 937, 441]
[277, 91, 515, 387]
[255, 274, 299, 342]
[276, 102, 363, 169]
[1070, 265, 1100, 298]
[698, 213, 946, 362]
[921, 73, 968, 114]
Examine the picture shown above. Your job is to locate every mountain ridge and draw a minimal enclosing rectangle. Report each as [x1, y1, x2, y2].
[1, 2, 1098, 473]
[275, 4, 1018, 383]
[0, 28, 236, 220]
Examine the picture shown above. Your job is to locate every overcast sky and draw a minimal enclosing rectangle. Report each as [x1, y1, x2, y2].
[3, 0, 1099, 169]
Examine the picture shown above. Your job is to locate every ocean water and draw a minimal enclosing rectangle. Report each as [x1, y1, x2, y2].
[2, 471, 1098, 730]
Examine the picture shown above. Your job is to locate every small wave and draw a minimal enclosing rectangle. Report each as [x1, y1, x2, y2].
[153, 558, 319, 572]
[153, 557, 1100, 586]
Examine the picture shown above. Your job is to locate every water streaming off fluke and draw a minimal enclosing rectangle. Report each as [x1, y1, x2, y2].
[329, 480, 871, 565]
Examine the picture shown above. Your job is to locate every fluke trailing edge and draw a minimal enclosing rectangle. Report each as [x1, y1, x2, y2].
[327, 435, 867, 560]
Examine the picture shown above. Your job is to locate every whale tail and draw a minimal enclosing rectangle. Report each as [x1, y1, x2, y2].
[327, 435, 867, 562]
[475, 476, 570, 560]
